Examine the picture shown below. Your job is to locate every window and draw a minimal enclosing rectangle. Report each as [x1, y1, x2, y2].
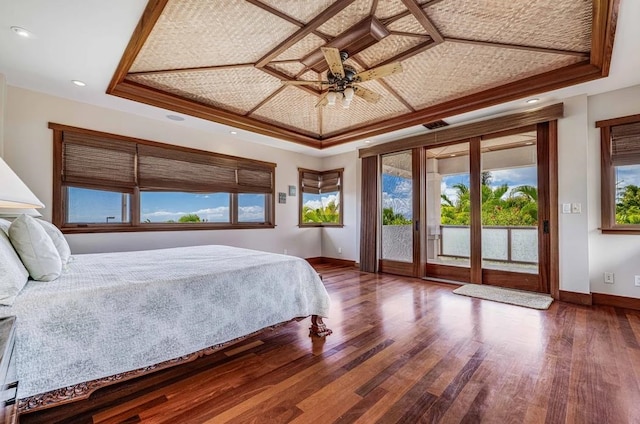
[298, 168, 343, 227]
[597, 114, 640, 233]
[50, 123, 275, 232]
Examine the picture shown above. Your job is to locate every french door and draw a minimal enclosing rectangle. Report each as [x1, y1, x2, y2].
[378, 123, 556, 294]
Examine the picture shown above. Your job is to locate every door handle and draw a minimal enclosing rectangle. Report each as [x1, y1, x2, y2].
[543, 220, 549, 234]
[414, 220, 419, 232]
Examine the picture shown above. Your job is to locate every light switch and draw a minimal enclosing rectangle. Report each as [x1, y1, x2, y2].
[562, 203, 572, 214]
[571, 203, 582, 214]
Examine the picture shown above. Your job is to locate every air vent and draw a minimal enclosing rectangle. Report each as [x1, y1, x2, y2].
[423, 120, 449, 130]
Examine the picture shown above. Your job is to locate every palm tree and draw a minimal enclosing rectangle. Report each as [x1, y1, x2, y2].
[382, 207, 411, 225]
[302, 200, 340, 223]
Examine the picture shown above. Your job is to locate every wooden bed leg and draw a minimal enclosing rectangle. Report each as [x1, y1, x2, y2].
[309, 315, 333, 337]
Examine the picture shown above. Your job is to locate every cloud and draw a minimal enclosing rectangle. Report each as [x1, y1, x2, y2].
[141, 206, 229, 222]
[239, 205, 264, 221]
[395, 179, 412, 195]
[382, 191, 411, 216]
[489, 167, 537, 187]
[303, 194, 339, 210]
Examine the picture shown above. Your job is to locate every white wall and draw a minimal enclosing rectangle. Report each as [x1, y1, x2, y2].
[587, 84, 640, 298]
[320, 150, 359, 261]
[557, 95, 590, 294]
[3, 86, 323, 258]
[0, 73, 6, 157]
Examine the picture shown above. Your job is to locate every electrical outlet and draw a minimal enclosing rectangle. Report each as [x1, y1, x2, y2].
[562, 203, 572, 214]
[572, 203, 582, 214]
[338, 247, 342, 254]
[283, 249, 288, 255]
[635, 275, 640, 287]
[604, 272, 614, 284]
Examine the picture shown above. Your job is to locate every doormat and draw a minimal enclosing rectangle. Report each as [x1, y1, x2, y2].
[453, 284, 553, 310]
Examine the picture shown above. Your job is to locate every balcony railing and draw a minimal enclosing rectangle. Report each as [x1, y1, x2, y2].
[439, 225, 538, 264]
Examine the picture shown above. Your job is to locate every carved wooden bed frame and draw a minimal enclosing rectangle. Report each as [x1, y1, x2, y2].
[18, 315, 331, 414]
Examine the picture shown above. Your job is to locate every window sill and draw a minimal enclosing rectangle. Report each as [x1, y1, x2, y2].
[298, 224, 344, 228]
[61, 223, 275, 234]
[600, 228, 640, 235]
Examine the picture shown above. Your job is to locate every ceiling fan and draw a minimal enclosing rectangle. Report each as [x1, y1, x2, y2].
[282, 47, 403, 108]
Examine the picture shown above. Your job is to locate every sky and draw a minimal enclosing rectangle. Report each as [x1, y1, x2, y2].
[67, 189, 267, 223]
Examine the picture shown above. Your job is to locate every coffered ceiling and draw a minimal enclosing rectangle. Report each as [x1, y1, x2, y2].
[108, 0, 618, 149]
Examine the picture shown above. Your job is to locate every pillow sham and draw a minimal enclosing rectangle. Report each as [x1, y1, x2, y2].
[0, 230, 29, 305]
[0, 218, 10, 235]
[36, 219, 71, 264]
[8, 214, 62, 281]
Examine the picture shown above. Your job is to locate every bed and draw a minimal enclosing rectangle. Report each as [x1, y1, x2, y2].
[0, 244, 331, 413]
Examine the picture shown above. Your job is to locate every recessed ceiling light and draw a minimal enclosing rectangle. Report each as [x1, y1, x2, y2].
[71, 80, 86, 87]
[526, 98, 540, 104]
[364, 140, 371, 144]
[525, 142, 534, 145]
[450, 154, 457, 157]
[11, 26, 33, 38]
[166, 114, 184, 121]
[230, 131, 237, 135]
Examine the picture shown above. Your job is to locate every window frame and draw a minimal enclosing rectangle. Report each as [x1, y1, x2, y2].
[50, 123, 276, 233]
[298, 167, 344, 228]
[596, 113, 640, 234]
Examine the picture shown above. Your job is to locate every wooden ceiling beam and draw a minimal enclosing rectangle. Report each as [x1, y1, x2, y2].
[258, 66, 321, 97]
[388, 30, 430, 39]
[446, 38, 590, 57]
[255, 0, 356, 68]
[400, 0, 444, 43]
[128, 63, 256, 76]
[245, 0, 333, 42]
[380, 0, 446, 26]
[377, 39, 436, 67]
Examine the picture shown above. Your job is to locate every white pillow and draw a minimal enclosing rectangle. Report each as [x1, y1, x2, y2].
[0, 218, 10, 235]
[36, 219, 71, 264]
[8, 214, 62, 281]
[0, 230, 29, 305]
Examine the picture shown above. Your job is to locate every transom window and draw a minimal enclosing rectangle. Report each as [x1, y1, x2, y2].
[597, 114, 640, 233]
[298, 168, 343, 227]
[50, 123, 275, 233]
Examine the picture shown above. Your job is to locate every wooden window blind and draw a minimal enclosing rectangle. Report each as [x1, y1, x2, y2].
[50, 123, 276, 232]
[611, 121, 640, 166]
[300, 170, 342, 194]
[62, 132, 137, 190]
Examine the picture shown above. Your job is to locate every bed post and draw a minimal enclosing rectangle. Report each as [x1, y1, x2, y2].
[310, 315, 332, 337]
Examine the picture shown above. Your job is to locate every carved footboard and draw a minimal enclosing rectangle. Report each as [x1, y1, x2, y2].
[19, 315, 331, 414]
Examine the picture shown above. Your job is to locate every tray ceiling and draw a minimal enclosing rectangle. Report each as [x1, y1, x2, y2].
[108, 0, 618, 149]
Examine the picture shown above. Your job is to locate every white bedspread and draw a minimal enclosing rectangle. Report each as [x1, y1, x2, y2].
[0, 245, 330, 399]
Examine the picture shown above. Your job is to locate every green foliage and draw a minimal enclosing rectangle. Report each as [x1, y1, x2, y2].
[302, 200, 340, 224]
[616, 184, 640, 224]
[382, 207, 411, 225]
[440, 179, 538, 226]
[178, 214, 201, 223]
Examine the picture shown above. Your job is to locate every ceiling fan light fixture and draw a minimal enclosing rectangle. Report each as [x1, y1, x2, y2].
[342, 96, 351, 109]
[327, 91, 337, 106]
[344, 87, 355, 102]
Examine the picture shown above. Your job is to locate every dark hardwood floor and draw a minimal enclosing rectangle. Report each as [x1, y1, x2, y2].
[20, 264, 640, 423]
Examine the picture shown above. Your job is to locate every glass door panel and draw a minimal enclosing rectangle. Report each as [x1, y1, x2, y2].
[480, 131, 539, 275]
[381, 151, 413, 263]
[426, 142, 471, 269]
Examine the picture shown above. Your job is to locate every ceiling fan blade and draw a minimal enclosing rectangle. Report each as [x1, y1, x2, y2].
[282, 80, 328, 86]
[321, 47, 345, 79]
[354, 86, 381, 103]
[354, 62, 403, 82]
[315, 91, 329, 108]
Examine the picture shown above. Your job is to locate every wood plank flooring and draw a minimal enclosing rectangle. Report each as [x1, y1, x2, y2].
[20, 265, 640, 423]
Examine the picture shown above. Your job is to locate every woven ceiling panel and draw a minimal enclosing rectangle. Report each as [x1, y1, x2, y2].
[299, 70, 321, 81]
[321, 80, 410, 135]
[427, 0, 592, 53]
[317, 0, 373, 36]
[387, 14, 429, 35]
[251, 86, 320, 136]
[374, 0, 409, 19]
[274, 33, 326, 61]
[383, 42, 584, 110]
[130, 0, 299, 73]
[269, 62, 306, 77]
[127, 67, 282, 115]
[259, 0, 337, 23]
[356, 34, 425, 68]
